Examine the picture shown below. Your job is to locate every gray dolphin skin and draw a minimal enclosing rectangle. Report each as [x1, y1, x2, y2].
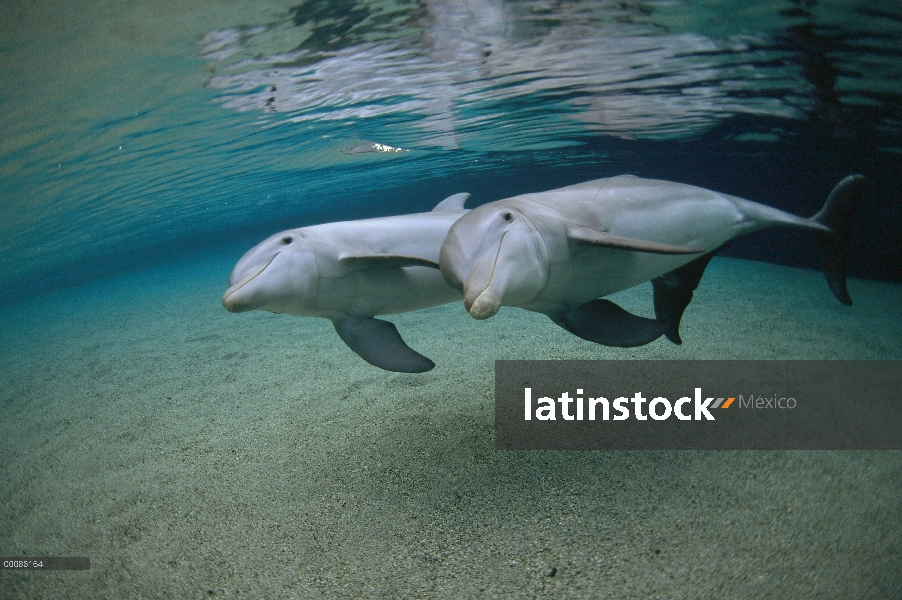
[439, 174, 867, 348]
[223, 193, 470, 373]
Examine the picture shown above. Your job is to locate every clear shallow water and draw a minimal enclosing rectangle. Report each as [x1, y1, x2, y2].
[0, 0, 900, 301]
[1, 2, 902, 597]
[0, 250, 900, 597]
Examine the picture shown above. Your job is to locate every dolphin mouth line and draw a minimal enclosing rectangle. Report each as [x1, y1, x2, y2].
[223, 252, 279, 304]
[468, 230, 506, 314]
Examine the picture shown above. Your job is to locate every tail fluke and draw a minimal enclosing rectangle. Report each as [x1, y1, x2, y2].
[811, 175, 867, 305]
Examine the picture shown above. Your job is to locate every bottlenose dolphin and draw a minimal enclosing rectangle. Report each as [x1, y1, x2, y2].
[439, 175, 866, 347]
[223, 193, 470, 373]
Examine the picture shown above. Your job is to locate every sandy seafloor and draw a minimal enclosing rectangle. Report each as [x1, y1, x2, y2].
[1, 249, 900, 599]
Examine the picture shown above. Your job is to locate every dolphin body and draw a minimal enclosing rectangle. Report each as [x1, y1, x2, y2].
[439, 174, 866, 347]
[223, 193, 470, 373]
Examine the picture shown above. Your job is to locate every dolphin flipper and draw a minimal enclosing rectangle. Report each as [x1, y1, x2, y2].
[810, 175, 867, 305]
[333, 316, 435, 373]
[549, 299, 670, 347]
[652, 248, 722, 344]
[567, 227, 705, 255]
[337, 253, 440, 271]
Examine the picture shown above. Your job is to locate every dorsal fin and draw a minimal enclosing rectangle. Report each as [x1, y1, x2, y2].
[432, 193, 470, 212]
[567, 226, 704, 255]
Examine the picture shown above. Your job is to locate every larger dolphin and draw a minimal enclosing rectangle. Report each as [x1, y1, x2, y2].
[439, 175, 866, 347]
[223, 193, 470, 372]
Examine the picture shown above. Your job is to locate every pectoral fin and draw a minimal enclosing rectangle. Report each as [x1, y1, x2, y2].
[567, 226, 704, 255]
[549, 299, 669, 347]
[332, 315, 435, 373]
[337, 253, 440, 272]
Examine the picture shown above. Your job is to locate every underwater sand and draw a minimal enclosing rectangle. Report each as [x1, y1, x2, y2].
[1, 251, 900, 598]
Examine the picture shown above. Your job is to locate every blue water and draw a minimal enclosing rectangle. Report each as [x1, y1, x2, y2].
[2, 2, 902, 597]
[0, 0, 900, 303]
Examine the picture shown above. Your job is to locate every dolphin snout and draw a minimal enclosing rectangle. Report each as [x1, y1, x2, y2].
[222, 287, 251, 313]
[462, 269, 501, 319]
[222, 253, 278, 313]
[222, 294, 241, 312]
[468, 292, 500, 320]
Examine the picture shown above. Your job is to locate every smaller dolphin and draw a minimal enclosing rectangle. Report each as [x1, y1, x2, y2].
[439, 175, 866, 347]
[223, 193, 470, 373]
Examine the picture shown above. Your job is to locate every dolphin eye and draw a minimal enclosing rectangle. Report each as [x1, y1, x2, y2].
[502, 212, 513, 221]
[281, 236, 293, 244]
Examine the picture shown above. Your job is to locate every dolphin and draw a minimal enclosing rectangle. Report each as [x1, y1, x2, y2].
[439, 174, 866, 347]
[223, 193, 470, 373]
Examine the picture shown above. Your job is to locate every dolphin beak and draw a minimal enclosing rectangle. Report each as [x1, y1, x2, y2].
[464, 260, 499, 319]
[442, 225, 522, 320]
[440, 234, 501, 319]
[222, 253, 278, 312]
[462, 232, 509, 320]
[468, 290, 501, 320]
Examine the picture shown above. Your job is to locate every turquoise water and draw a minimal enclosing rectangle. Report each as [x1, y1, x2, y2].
[1, 0, 900, 298]
[1, 0, 901, 597]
